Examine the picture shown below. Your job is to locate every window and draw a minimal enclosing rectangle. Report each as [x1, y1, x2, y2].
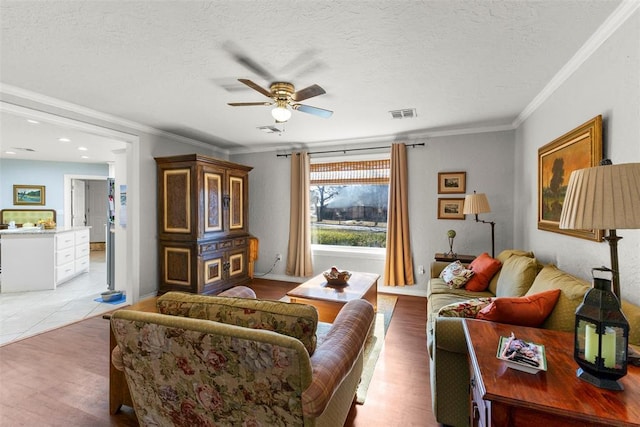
[310, 158, 389, 248]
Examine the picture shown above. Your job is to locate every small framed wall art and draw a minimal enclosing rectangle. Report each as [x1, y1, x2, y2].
[13, 185, 46, 205]
[438, 198, 465, 220]
[438, 172, 466, 194]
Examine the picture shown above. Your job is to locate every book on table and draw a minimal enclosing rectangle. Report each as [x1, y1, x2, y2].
[496, 333, 547, 374]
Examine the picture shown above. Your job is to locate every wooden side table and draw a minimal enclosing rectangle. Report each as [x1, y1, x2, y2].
[434, 253, 476, 263]
[463, 319, 640, 427]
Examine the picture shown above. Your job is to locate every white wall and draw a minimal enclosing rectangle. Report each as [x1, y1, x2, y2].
[514, 9, 640, 305]
[231, 129, 515, 295]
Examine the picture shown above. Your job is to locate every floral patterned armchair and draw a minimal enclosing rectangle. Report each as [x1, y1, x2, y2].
[110, 290, 374, 427]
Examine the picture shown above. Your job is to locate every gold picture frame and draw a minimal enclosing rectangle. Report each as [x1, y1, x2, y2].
[438, 198, 465, 220]
[438, 172, 466, 194]
[13, 185, 46, 206]
[537, 115, 603, 241]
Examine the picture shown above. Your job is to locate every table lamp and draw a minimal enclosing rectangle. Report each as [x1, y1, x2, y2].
[463, 191, 495, 258]
[559, 161, 640, 300]
[560, 161, 640, 384]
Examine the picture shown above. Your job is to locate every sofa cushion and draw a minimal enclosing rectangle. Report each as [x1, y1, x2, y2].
[437, 297, 494, 318]
[525, 264, 590, 332]
[439, 260, 474, 289]
[495, 255, 540, 297]
[465, 253, 502, 292]
[476, 289, 561, 327]
[488, 250, 535, 295]
[428, 278, 495, 299]
[157, 291, 319, 354]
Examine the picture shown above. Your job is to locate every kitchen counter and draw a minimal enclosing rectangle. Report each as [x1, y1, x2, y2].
[0, 225, 87, 235]
[0, 226, 91, 292]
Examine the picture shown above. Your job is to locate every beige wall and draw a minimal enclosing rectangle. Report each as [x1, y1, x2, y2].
[514, 9, 640, 305]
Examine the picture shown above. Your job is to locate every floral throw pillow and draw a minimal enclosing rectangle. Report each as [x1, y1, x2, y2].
[439, 260, 475, 289]
[437, 297, 494, 318]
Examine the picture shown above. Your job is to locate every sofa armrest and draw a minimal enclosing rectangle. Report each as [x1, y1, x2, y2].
[434, 317, 468, 354]
[430, 261, 450, 278]
[303, 299, 375, 417]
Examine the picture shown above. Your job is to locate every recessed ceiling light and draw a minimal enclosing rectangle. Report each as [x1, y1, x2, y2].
[59, 137, 71, 142]
[5, 151, 16, 155]
[81, 155, 89, 159]
[78, 146, 88, 151]
[27, 119, 40, 124]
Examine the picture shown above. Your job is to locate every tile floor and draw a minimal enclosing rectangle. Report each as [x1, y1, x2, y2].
[0, 250, 128, 346]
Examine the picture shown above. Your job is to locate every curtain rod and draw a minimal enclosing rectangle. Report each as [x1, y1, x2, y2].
[276, 142, 425, 157]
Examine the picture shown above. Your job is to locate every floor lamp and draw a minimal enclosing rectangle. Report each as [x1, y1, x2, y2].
[463, 191, 495, 258]
[559, 161, 640, 301]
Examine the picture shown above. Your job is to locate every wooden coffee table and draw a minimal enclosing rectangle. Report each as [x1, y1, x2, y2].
[286, 271, 379, 322]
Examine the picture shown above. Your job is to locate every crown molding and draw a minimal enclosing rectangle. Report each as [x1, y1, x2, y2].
[513, 0, 640, 128]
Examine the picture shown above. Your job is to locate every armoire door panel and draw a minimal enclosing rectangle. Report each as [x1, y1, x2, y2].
[229, 175, 244, 230]
[203, 172, 222, 233]
[163, 169, 191, 233]
[203, 257, 222, 284]
[164, 246, 191, 286]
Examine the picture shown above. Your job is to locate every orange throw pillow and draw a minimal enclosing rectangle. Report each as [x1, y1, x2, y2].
[476, 289, 562, 327]
[464, 253, 502, 292]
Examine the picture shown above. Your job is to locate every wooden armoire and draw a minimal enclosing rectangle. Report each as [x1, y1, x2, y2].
[155, 154, 253, 295]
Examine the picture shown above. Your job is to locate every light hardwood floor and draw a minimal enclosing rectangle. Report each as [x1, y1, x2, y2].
[0, 279, 437, 426]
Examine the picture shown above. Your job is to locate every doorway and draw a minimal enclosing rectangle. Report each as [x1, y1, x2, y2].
[71, 178, 109, 245]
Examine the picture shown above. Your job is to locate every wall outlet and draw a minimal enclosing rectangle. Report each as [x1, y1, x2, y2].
[276, 253, 282, 261]
[418, 265, 425, 275]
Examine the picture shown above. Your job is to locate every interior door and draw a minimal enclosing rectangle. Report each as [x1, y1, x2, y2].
[71, 179, 86, 227]
[87, 180, 107, 242]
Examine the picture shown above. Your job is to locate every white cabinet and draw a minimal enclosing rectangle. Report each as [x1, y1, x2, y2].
[0, 227, 91, 292]
[55, 229, 90, 285]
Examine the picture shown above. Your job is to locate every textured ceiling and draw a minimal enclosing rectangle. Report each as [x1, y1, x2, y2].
[0, 0, 624, 161]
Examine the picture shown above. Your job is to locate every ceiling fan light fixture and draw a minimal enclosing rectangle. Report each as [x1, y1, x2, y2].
[271, 105, 291, 122]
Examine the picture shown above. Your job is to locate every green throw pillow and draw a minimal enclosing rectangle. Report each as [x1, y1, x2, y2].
[525, 264, 590, 332]
[495, 255, 540, 298]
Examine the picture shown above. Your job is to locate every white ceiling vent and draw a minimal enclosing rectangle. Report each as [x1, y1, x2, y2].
[257, 125, 282, 133]
[389, 108, 417, 119]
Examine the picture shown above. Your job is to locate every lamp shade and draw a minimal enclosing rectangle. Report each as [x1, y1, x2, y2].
[560, 163, 640, 230]
[463, 193, 491, 215]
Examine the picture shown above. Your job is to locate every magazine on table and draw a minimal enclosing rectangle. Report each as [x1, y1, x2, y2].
[496, 332, 547, 374]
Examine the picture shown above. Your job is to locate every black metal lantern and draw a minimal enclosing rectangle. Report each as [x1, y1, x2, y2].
[574, 268, 629, 390]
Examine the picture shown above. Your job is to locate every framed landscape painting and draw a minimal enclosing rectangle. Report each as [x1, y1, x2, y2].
[438, 198, 465, 220]
[13, 185, 46, 205]
[537, 115, 602, 241]
[438, 172, 466, 194]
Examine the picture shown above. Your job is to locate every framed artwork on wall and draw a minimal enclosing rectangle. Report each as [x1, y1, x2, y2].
[438, 172, 466, 194]
[537, 115, 603, 241]
[13, 185, 46, 206]
[438, 198, 465, 220]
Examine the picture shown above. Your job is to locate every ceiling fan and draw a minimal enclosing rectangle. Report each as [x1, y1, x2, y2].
[228, 79, 333, 122]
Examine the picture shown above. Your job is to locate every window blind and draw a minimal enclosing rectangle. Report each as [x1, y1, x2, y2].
[310, 159, 390, 185]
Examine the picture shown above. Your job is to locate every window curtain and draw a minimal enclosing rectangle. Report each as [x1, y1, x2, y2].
[384, 143, 415, 286]
[286, 151, 314, 277]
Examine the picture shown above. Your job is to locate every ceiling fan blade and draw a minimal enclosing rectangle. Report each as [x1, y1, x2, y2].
[292, 104, 333, 118]
[238, 79, 273, 99]
[234, 55, 275, 81]
[222, 41, 275, 81]
[228, 102, 273, 107]
[291, 84, 326, 102]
